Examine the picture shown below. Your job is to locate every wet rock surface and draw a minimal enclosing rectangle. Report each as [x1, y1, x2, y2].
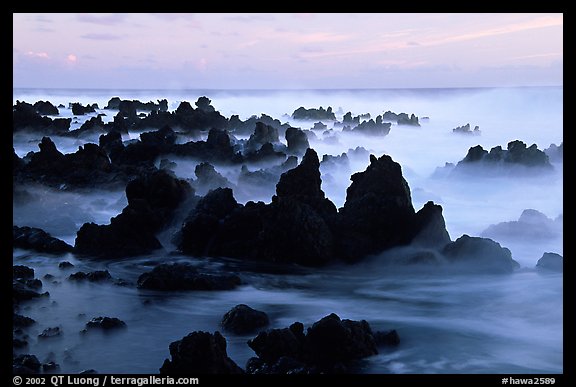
[246, 313, 390, 374]
[160, 331, 244, 374]
[221, 304, 270, 335]
[137, 263, 242, 291]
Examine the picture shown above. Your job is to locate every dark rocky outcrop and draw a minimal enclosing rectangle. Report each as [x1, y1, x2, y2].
[345, 116, 391, 136]
[382, 111, 420, 126]
[104, 97, 168, 112]
[74, 170, 193, 258]
[373, 330, 400, 347]
[456, 140, 553, 171]
[244, 142, 286, 164]
[221, 304, 269, 334]
[228, 114, 290, 137]
[85, 317, 127, 330]
[292, 106, 336, 121]
[38, 326, 62, 339]
[13, 354, 41, 374]
[13, 265, 35, 280]
[69, 270, 113, 282]
[245, 122, 280, 153]
[170, 128, 242, 165]
[13, 226, 74, 254]
[13, 137, 135, 190]
[192, 162, 233, 196]
[337, 154, 416, 261]
[179, 149, 338, 266]
[178, 150, 453, 268]
[13, 101, 71, 134]
[70, 102, 97, 115]
[285, 127, 310, 155]
[441, 235, 520, 274]
[246, 313, 384, 374]
[33, 100, 59, 115]
[137, 263, 242, 291]
[411, 201, 452, 249]
[452, 123, 480, 135]
[13, 266, 49, 304]
[160, 331, 244, 374]
[535, 252, 563, 273]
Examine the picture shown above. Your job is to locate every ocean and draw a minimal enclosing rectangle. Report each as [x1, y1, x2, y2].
[12, 86, 563, 374]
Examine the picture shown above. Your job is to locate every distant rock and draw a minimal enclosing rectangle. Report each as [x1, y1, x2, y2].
[535, 252, 563, 273]
[455, 140, 553, 172]
[344, 116, 391, 136]
[245, 122, 280, 153]
[382, 111, 420, 126]
[221, 304, 270, 334]
[70, 102, 96, 115]
[452, 123, 480, 135]
[481, 209, 562, 241]
[33, 100, 59, 115]
[292, 106, 336, 121]
[544, 142, 563, 163]
[285, 127, 310, 155]
[160, 331, 244, 374]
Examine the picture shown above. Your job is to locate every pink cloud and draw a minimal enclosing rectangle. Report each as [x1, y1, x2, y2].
[26, 51, 49, 59]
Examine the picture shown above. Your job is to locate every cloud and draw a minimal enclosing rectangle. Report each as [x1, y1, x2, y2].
[81, 33, 123, 40]
[76, 13, 127, 25]
[26, 51, 49, 59]
[225, 14, 276, 22]
[67, 54, 77, 63]
[297, 32, 350, 44]
[149, 13, 195, 21]
[291, 13, 315, 20]
[424, 15, 563, 47]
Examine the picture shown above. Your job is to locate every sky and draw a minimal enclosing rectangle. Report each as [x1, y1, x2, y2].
[13, 13, 563, 89]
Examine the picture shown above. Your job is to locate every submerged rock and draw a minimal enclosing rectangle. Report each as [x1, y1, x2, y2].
[85, 317, 127, 330]
[137, 263, 241, 291]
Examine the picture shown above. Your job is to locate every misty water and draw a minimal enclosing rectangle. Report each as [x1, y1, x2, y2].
[12, 87, 563, 374]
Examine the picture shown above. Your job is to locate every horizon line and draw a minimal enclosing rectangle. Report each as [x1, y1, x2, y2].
[12, 85, 563, 92]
